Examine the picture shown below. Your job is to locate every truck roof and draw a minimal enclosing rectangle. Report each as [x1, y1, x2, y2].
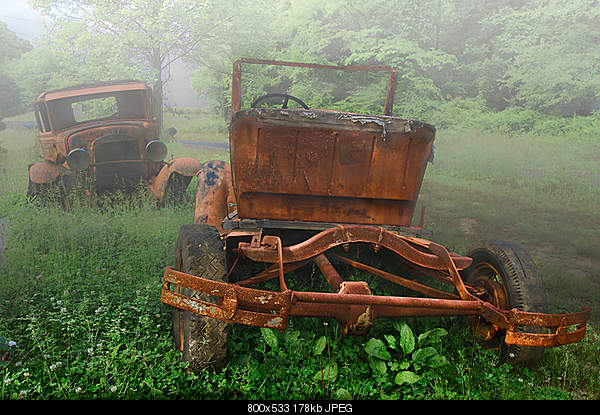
[36, 80, 149, 102]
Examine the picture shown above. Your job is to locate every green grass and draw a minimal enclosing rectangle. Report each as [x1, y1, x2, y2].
[417, 129, 600, 320]
[0, 116, 598, 400]
[162, 108, 229, 142]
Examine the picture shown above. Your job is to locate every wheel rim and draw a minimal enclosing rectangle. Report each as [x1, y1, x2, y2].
[467, 261, 510, 342]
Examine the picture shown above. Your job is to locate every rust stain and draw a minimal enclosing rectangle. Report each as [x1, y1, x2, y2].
[160, 58, 589, 355]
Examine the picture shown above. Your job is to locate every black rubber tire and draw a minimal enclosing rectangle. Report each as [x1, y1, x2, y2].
[163, 173, 193, 205]
[462, 240, 548, 368]
[172, 224, 230, 373]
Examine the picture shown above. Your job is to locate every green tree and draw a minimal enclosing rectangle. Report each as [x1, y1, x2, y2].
[188, 0, 283, 117]
[9, 20, 136, 107]
[28, 0, 226, 130]
[0, 22, 32, 116]
[476, 0, 600, 115]
[189, 0, 463, 118]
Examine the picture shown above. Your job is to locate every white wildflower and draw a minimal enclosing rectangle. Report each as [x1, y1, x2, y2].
[110, 385, 117, 393]
[75, 387, 82, 394]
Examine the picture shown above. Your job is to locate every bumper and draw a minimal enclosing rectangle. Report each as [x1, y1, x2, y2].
[161, 225, 590, 348]
[162, 266, 588, 347]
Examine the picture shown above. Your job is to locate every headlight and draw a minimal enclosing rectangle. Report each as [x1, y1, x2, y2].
[66, 148, 90, 171]
[145, 140, 167, 162]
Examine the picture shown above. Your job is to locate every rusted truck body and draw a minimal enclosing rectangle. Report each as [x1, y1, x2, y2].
[161, 59, 589, 373]
[28, 80, 201, 201]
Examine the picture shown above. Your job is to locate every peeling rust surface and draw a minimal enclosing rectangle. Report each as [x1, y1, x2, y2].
[31, 80, 197, 201]
[149, 156, 203, 200]
[238, 225, 472, 271]
[229, 108, 434, 226]
[161, 267, 292, 329]
[161, 58, 589, 352]
[28, 161, 66, 184]
[161, 227, 590, 348]
[192, 160, 236, 232]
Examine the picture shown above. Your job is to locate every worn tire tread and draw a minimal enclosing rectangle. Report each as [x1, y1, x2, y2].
[172, 224, 230, 373]
[464, 240, 548, 368]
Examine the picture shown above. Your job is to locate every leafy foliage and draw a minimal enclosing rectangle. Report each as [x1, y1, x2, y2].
[0, 23, 32, 116]
[1, 0, 598, 128]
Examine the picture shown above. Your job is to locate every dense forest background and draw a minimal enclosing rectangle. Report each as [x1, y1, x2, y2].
[1, 0, 600, 134]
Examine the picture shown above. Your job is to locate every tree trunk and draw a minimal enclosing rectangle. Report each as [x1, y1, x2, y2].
[151, 47, 164, 134]
[153, 76, 163, 134]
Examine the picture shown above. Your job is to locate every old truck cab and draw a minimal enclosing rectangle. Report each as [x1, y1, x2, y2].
[29, 80, 201, 201]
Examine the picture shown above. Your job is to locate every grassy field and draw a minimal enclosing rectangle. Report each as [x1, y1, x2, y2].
[0, 113, 598, 400]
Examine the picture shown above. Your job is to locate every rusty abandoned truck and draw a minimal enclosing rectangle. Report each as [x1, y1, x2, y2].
[160, 59, 589, 373]
[28, 80, 202, 202]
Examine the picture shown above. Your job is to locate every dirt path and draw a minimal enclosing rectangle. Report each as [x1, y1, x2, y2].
[177, 140, 229, 150]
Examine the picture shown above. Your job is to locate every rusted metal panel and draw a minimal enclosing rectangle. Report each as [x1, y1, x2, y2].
[149, 156, 204, 201]
[161, 262, 589, 347]
[28, 161, 65, 184]
[237, 225, 472, 270]
[230, 109, 434, 225]
[37, 80, 148, 102]
[161, 58, 590, 358]
[30, 81, 192, 202]
[192, 160, 236, 231]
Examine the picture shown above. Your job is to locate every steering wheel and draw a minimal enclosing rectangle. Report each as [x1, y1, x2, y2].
[251, 93, 309, 110]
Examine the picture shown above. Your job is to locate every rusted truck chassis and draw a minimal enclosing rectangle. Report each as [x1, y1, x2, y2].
[27, 80, 201, 202]
[161, 59, 589, 372]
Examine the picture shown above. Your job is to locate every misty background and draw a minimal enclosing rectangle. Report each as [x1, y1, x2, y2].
[1, 0, 600, 133]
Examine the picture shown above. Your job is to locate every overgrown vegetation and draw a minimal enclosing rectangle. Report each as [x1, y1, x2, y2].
[0, 115, 598, 399]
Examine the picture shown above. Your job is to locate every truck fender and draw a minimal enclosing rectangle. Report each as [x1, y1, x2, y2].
[194, 160, 235, 232]
[150, 156, 204, 201]
[28, 161, 66, 184]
